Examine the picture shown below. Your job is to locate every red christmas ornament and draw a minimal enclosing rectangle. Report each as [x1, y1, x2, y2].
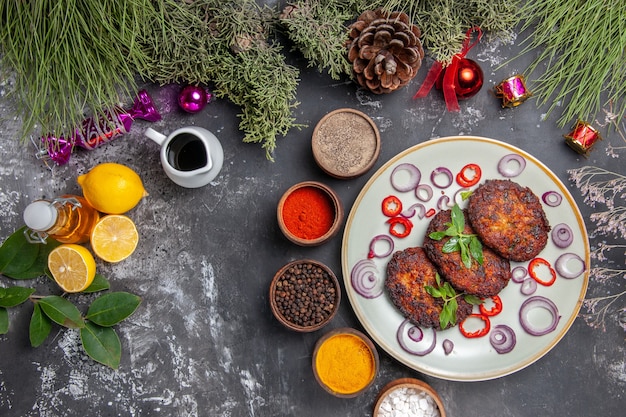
[435, 58, 483, 100]
[413, 27, 483, 112]
[178, 85, 213, 113]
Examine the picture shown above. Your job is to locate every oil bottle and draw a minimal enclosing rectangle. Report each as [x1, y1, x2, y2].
[23, 195, 100, 244]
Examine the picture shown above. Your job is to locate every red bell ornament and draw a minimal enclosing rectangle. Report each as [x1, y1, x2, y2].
[435, 58, 484, 100]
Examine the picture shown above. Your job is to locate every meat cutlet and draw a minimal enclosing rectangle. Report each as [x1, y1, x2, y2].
[468, 179, 550, 262]
[423, 209, 512, 297]
[385, 246, 473, 329]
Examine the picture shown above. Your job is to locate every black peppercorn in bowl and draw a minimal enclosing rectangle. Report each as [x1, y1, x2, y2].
[269, 259, 341, 332]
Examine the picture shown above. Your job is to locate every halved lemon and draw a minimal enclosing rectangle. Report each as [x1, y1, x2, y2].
[48, 244, 97, 293]
[90, 215, 139, 263]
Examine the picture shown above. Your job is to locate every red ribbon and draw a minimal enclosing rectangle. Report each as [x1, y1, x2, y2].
[413, 27, 483, 112]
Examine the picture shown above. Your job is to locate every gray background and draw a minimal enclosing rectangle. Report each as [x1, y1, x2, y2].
[1, 9, 624, 417]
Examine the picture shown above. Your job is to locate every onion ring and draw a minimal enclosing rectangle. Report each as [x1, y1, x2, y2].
[442, 339, 454, 355]
[350, 259, 384, 299]
[368, 234, 394, 259]
[555, 252, 586, 279]
[391, 163, 421, 192]
[400, 203, 426, 219]
[396, 319, 436, 356]
[520, 277, 538, 295]
[511, 266, 528, 283]
[542, 191, 563, 207]
[489, 325, 517, 354]
[414, 184, 433, 202]
[519, 296, 561, 336]
[497, 154, 526, 177]
[551, 223, 573, 248]
[437, 195, 451, 210]
[430, 167, 454, 189]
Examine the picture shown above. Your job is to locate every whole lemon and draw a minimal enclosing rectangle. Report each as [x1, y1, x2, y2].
[77, 163, 147, 214]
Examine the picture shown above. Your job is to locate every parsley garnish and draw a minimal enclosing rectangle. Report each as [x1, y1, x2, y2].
[428, 204, 484, 268]
[425, 273, 482, 329]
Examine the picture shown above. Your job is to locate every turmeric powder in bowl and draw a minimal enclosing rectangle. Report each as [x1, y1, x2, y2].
[312, 328, 379, 398]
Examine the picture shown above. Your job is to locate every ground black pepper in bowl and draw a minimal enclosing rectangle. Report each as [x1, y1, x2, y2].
[270, 259, 341, 332]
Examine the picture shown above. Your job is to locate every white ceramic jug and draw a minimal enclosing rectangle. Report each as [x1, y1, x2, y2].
[145, 126, 223, 188]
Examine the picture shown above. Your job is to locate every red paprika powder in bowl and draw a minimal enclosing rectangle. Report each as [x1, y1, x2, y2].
[277, 181, 344, 246]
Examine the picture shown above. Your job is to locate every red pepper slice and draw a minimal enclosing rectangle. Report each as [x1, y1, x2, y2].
[456, 163, 482, 187]
[459, 314, 491, 338]
[381, 195, 402, 217]
[479, 295, 503, 317]
[386, 216, 413, 238]
[425, 208, 436, 218]
[528, 257, 557, 286]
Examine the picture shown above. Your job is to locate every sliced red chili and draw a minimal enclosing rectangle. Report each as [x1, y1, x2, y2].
[479, 295, 503, 317]
[386, 216, 413, 238]
[381, 195, 402, 217]
[425, 208, 436, 218]
[456, 163, 482, 187]
[459, 314, 491, 338]
[528, 257, 557, 286]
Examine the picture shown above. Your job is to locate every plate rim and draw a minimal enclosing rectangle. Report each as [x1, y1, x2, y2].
[341, 135, 590, 381]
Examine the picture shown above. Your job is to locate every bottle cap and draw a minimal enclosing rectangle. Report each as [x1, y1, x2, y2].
[23, 201, 58, 231]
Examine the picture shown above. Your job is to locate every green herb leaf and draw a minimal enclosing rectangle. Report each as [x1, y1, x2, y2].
[86, 292, 141, 327]
[0, 307, 8, 334]
[0, 286, 36, 307]
[38, 296, 84, 329]
[82, 274, 111, 293]
[428, 231, 448, 240]
[451, 204, 465, 232]
[442, 236, 460, 253]
[460, 190, 473, 200]
[463, 294, 483, 305]
[427, 273, 470, 329]
[80, 322, 121, 369]
[30, 303, 52, 347]
[431, 204, 484, 268]
[424, 285, 441, 298]
[469, 237, 484, 265]
[0, 227, 39, 277]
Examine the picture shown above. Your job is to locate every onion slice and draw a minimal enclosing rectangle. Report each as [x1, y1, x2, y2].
[350, 259, 384, 299]
[400, 203, 426, 219]
[555, 252, 586, 279]
[551, 223, 573, 248]
[511, 266, 528, 284]
[368, 235, 394, 259]
[498, 154, 526, 177]
[430, 167, 454, 189]
[542, 191, 563, 207]
[396, 319, 436, 356]
[519, 296, 561, 336]
[414, 184, 433, 202]
[520, 277, 538, 295]
[489, 325, 517, 354]
[442, 339, 454, 355]
[391, 163, 421, 192]
[437, 195, 451, 210]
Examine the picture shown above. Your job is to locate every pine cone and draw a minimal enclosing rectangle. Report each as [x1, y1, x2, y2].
[347, 9, 424, 94]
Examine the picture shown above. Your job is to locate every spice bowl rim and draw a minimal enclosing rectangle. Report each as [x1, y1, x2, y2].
[276, 180, 344, 246]
[312, 107, 381, 180]
[372, 377, 446, 417]
[312, 327, 380, 398]
[269, 258, 341, 333]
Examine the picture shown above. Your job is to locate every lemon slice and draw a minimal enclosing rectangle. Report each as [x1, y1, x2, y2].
[48, 244, 97, 293]
[90, 215, 139, 263]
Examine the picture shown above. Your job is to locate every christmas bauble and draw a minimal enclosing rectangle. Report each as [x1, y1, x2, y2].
[436, 58, 484, 100]
[178, 85, 213, 113]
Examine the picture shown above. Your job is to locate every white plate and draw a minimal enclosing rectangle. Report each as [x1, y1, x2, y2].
[341, 136, 590, 381]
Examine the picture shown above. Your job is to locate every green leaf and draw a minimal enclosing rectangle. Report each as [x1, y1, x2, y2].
[0, 286, 36, 307]
[464, 294, 483, 305]
[469, 237, 484, 265]
[459, 240, 472, 268]
[80, 322, 121, 369]
[424, 285, 441, 298]
[86, 292, 141, 327]
[82, 274, 110, 293]
[38, 296, 85, 329]
[0, 227, 40, 277]
[30, 303, 52, 347]
[450, 204, 465, 232]
[428, 231, 447, 240]
[0, 307, 8, 334]
[8, 239, 62, 280]
[442, 236, 460, 253]
[460, 190, 473, 200]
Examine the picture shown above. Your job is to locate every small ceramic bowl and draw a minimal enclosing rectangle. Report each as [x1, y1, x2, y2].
[277, 181, 344, 246]
[312, 108, 381, 179]
[312, 327, 379, 398]
[269, 259, 341, 332]
[373, 378, 446, 417]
